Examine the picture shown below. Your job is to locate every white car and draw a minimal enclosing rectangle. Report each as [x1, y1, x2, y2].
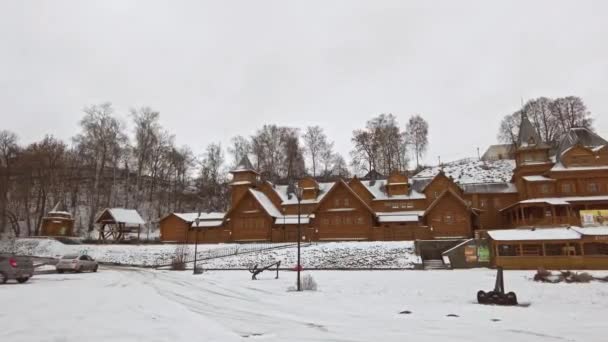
[56, 254, 99, 273]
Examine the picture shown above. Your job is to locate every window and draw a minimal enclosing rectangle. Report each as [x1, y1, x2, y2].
[521, 244, 542, 256]
[392, 203, 399, 209]
[345, 216, 352, 225]
[344, 198, 350, 206]
[321, 218, 329, 226]
[407, 202, 414, 209]
[545, 208, 552, 217]
[480, 199, 487, 208]
[545, 243, 567, 256]
[588, 183, 599, 193]
[443, 213, 454, 224]
[333, 216, 341, 225]
[384, 203, 392, 208]
[433, 191, 439, 199]
[498, 244, 519, 256]
[356, 217, 364, 225]
[540, 184, 550, 194]
[400, 202, 407, 209]
[561, 183, 572, 193]
[466, 200, 472, 207]
[584, 243, 608, 256]
[334, 199, 340, 207]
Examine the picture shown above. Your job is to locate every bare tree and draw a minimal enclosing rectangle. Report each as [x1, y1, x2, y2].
[405, 115, 429, 169]
[197, 143, 228, 211]
[303, 126, 331, 177]
[228, 135, 251, 168]
[73, 103, 127, 232]
[498, 96, 594, 146]
[0, 130, 19, 236]
[131, 107, 161, 209]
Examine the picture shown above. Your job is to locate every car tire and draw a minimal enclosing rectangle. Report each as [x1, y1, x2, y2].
[17, 277, 29, 284]
[57, 270, 64, 274]
[0, 272, 7, 284]
[93, 265, 98, 272]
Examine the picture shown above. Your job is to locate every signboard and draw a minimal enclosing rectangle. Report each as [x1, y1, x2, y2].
[580, 210, 608, 227]
[477, 246, 490, 263]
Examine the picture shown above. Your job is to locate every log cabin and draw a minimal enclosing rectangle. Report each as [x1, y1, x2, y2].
[159, 113, 608, 248]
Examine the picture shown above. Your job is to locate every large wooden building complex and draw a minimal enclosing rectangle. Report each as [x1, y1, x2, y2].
[160, 114, 608, 260]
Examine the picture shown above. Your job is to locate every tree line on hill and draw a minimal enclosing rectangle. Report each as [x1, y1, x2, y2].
[0, 105, 428, 237]
[497, 96, 594, 147]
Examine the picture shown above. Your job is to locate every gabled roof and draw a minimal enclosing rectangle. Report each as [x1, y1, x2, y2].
[249, 189, 283, 218]
[311, 179, 375, 215]
[271, 181, 335, 205]
[160, 212, 225, 223]
[423, 188, 472, 217]
[556, 127, 608, 157]
[359, 179, 426, 201]
[96, 208, 145, 225]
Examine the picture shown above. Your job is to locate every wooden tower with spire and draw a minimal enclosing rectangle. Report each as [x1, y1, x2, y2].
[229, 156, 259, 206]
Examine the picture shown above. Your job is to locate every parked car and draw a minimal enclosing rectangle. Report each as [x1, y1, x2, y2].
[0, 254, 34, 284]
[56, 255, 99, 273]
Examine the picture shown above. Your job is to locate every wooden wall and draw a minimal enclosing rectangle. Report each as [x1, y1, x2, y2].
[228, 191, 272, 241]
[160, 214, 191, 242]
[425, 194, 472, 238]
[314, 182, 372, 240]
[464, 193, 518, 229]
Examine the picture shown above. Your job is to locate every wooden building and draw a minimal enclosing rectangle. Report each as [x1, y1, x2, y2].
[96, 208, 145, 242]
[159, 115, 608, 248]
[487, 226, 608, 269]
[40, 202, 75, 237]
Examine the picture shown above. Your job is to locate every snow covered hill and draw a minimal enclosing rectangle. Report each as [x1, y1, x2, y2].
[414, 158, 515, 184]
[0, 238, 418, 269]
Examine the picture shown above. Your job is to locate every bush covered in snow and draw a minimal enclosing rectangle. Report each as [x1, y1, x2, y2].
[171, 245, 189, 270]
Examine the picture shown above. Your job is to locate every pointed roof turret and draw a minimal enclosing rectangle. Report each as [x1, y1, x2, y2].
[517, 112, 545, 148]
[230, 155, 258, 174]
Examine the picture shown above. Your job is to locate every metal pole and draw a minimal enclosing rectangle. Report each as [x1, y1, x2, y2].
[193, 229, 199, 274]
[297, 197, 301, 292]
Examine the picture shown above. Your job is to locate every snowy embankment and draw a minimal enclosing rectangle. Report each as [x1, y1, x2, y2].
[0, 238, 418, 269]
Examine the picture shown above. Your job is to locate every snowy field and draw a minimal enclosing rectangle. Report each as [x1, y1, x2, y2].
[0, 239, 417, 269]
[1, 268, 606, 342]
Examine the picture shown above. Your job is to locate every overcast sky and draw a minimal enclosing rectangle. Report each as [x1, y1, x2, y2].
[2, 1, 608, 167]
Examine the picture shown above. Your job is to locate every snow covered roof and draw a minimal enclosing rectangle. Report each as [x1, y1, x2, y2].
[249, 189, 283, 218]
[413, 159, 515, 185]
[551, 163, 608, 172]
[461, 182, 518, 194]
[191, 220, 223, 228]
[572, 226, 608, 236]
[522, 175, 555, 182]
[359, 179, 426, 201]
[98, 208, 145, 225]
[555, 127, 608, 161]
[171, 212, 225, 223]
[502, 196, 608, 211]
[272, 182, 335, 205]
[230, 155, 258, 173]
[377, 211, 421, 223]
[275, 215, 311, 225]
[487, 227, 582, 241]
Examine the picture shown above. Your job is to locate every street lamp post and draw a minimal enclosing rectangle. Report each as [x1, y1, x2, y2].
[193, 217, 200, 275]
[295, 186, 303, 291]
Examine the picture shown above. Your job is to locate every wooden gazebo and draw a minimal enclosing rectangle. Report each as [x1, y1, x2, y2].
[96, 208, 145, 242]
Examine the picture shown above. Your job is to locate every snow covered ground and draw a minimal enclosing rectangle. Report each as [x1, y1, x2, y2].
[0, 238, 417, 269]
[1, 268, 606, 342]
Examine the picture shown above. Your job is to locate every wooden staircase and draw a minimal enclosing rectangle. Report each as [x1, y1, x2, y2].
[423, 259, 449, 270]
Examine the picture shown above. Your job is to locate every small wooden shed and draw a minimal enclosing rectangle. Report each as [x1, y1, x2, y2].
[96, 208, 145, 242]
[40, 202, 75, 237]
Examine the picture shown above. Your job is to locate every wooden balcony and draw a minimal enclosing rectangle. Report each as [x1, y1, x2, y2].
[505, 215, 580, 228]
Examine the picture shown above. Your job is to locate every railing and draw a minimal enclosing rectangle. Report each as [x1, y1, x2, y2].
[507, 216, 580, 228]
